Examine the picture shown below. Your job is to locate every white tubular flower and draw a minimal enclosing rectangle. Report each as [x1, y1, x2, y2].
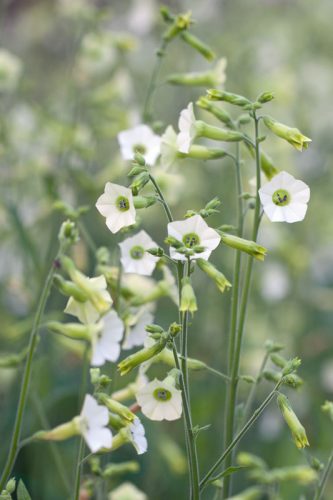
[118, 124, 161, 165]
[259, 171, 310, 223]
[136, 376, 182, 421]
[91, 311, 124, 366]
[64, 276, 112, 324]
[177, 102, 197, 153]
[161, 125, 178, 168]
[123, 308, 154, 350]
[167, 214, 221, 261]
[96, 182, 136, 233]
[119, 230, 159, 276]
[0, 49, 22, 91]
[78, 394, 112, 453]
[129, 417, 148, 454]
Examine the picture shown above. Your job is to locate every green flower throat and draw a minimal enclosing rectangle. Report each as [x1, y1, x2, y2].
[272, 189, 290, 207]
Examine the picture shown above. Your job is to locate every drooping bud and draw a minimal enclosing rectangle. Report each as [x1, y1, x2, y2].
[130, 172, 150, 195]
[53, 274, 88, 302]
[197, 258, 231, 293]
[180, 277, 198, 315]
[260, 150, 279, 180]
[257, 91, 275, 104]
[277, 394, 309, 449]
[58, 219, 79, 251]
[180, 31, 216, 60]
[263, 116, 311, 151]
[219, 232, 267, 261]
[207, 89, 252, 107]
[196, 96, 234, 128]
[133, 195, 157, 209]
[47, 320, 98, 341]
[98, 394, 136, 423]
[118, 336, 169, 375]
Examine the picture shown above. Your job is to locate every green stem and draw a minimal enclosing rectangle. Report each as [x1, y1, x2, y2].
[314, 450, 333, 500]
[172, 343, 200, 500]
[181, 259, 192, 399]
[0, 254, 58, 490]
[222, 113, 261, 499]
[78, 220, 97, 254]
[149, 174, 173, 223]
[200, 382, 281, 492]
[142, 40, 168, 123]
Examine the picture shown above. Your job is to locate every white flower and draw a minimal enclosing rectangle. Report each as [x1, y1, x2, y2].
[161, 125, 178, 168]
[123, 308, 154, 350]
[78, 394, 112, 453]
[259, 171, 310, 223]
[96, 182, 136, 233]
[167, 214, 221, 261]
[176, 102, 197, 153]
[0, 49, 22, 92]
[109, 482, 147, 500]
[64, 275, 112, 324]
[91, 311, 124, 366]
[129, 417, 148, 454]
[119, 230, 159, 276]
[136, 376, 182, 421]
[118, 124, 161, 165]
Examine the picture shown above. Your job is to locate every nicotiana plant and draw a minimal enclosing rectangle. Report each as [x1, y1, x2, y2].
[0, 6, 331, 500]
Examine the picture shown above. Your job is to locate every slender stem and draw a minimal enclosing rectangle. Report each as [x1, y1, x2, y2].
[0, 254, 59, 490]
[314, 450, 333, 500]
[205, 366, 230, 382]
[149, 174, 173, 223]
[222, 113, 261, 499]
[142, 40, 168, 123]
[78, 220, 97, 254]
[172, 343, 200, 500]
[181, 259, 191, 399]
[200, 382, 281, 491]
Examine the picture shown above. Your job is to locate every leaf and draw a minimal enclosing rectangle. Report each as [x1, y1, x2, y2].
[207, 465, 248, 484]
[16, 480, 32, 500]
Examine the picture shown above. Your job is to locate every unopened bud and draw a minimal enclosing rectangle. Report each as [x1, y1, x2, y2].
[260, 150, 278, 180]
[133, 195, 157, 209]
[180, 277, 197, 315]
[133, 152, 146, 166]
[180, 31, 216, 60]
[220, 232, 267, 261]
[263, 115, 311, 151]
[53, 274, 88, 302]
[98, 394, 135, 423]
[257, 91, 274, 104]
[118, 337, 168, 375]
[277, 394, 309, 449]
[207, 89, 252, 107]
[130, 172, 150, 195]
[197, 258, 232, 293]
[147, 247, 164, 257]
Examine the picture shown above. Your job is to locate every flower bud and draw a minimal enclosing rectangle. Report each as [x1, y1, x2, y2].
[118, 337, 168, 375]
[180, 277, 198, 315]
[133, 196, 157, 209]
[262, 370, 280, 383]
[180, 31, 216, 60]
[277, 394, 309, 449]
[147, 247, 164, 257]
[128, 166, 147, 177]
[283, 374, 303, 389]
[34, 419, 80, 442]
[205, 197, 221, 211]
[130, 172, 150, 195]
[133, 152, 146, 166]
[282, 357, 301, 376]
[207, 89, 252, 107]
[5, 479, 16, 494]
[102, 461, 139, 478]
[237, 452, 267, 470]
[260, 150, 278, 180]
[195, 120, 244, 142]
[197, 258, 232, 293]
[270, 353, 287, 369]
[168, 322, 181, 337]
[0, 347, 28, 368]
[53, 274, 88, 302]
[265, 340, 285, 353]
[47, 320, 98, 341]
[98, 394, 135, 423]
[164, 236, 183, 249]
[181, 145, 228, 161]
[220, 233, 267, 261]
[163, 11, 192, 41]
[321, 401, 333, 422]
[257, 91, 275, 104]
[196, 96, 234, 128]
[58, 219, 79, 250]
[263, 116, 311, 151]
[167, 58, 226, 88]
[145, 324, 164, 334]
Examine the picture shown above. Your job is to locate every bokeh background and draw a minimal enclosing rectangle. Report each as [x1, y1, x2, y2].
[0, 0, 333, 498]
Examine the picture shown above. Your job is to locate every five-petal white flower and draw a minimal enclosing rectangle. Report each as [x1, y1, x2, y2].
[78, 394, 112, 453]
[259, 171, 310, 223]
[129, 417, 148, 455]
[123, 308, 154, 350]
[96, 182, 136, 233]
[167, 214, 221, 261]
[118, 124, 161, 165]
[64, 275, 112, 324]
[136, 376, 182, 421]
[119, 230, 159, 276]
[91, 310, 124, 366]
[176, 102, 197, 154]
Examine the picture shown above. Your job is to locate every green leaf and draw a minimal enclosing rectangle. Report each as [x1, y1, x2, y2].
[17, 480, 32, 500]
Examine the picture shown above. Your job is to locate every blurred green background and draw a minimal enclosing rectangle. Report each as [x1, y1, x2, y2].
[0, 0, 333, 498]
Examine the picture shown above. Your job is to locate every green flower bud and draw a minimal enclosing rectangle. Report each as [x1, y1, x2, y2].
[180, 277, 198, 315]
[53, 274, 88, 302]
[47, 320, 97, 341]
[145, 324, 164, 334]
[197, 258, 232, 293]
[196, 96, 234, 127]
[277, 394, 309, 449]
[282, 357, 301, 376]
[118, 337, 168, 375]
[34, 418, 80, 442]
[251, 465, 317, 485]
[102, 461, 139, 478]
[163, 11, 192, 41]
[263, 115, 311, 151]
[128, 166, 147, 177]
[180, 31, 216, 60]
[283, 374, 303, 389]
[168, 322, 181, 337]
[265, 340, 285, 353]
[205, 197, 221, 211]
[5, 479, 16, 494]
[207, 89, 252, 107]
[147, 247, 164, 257]
[133, 152, 146, 166]
[321, 400, 333, 422]
[260, 150, 279, 180]
[0, 347, 28, 368]
[133, 195, 157, 209]
[167, 58, 226, 88]
[98, 394, 135, 423]
[237, 452, 267, 470]
[262, 370, 281, 383]
[165, 236, 183, 249]
[270, 353, 287, 369]
[180, 145, 228, 161]
[195, 120, 244, 142]
[257, 91, 275, 104]
[220, 232, 267, 261]
[58, 219, 79, 250]
[130, 172, 150, 195]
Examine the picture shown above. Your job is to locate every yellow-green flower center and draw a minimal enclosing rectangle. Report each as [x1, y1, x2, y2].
[153, 387, 172, 402]
[133, 144, 147, 155]
[116, 195, 130, 212]
[272, 189, 290, 207]
[130, 245, 145, 260]
[182, 232, 200, 248]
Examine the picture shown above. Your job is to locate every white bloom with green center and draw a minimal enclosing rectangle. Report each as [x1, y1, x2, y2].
[167, 214, 221, 261]
[118, 124, 161, 165]
[78, 394, 112, 453]
[96, 182, 136, 233]
[177, 102, 197, 153]
[91, 310, 124, 366]
[119, 230, 159, 276]
[129, 417, 148, 454]
[259, 171, 310, 223]
[64, 275, 112, 324]
[136, 376, 182, 421]
[123, 308, 154, 350]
